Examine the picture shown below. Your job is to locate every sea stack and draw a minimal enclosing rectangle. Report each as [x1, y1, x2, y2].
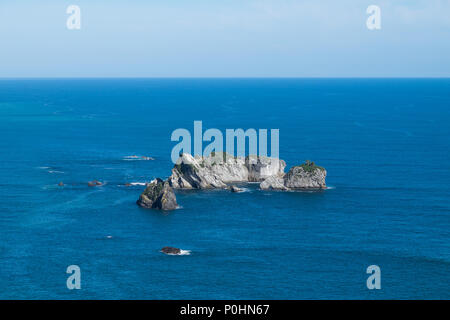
[260, 160, 327, 190]
[283, 161, 327, 189]
[137, 178, 178, 210]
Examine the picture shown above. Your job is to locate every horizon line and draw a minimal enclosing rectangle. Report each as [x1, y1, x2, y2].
[1, 76, 450, 80]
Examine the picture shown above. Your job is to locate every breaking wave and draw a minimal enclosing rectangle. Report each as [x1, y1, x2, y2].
[129, 182, 147, 186]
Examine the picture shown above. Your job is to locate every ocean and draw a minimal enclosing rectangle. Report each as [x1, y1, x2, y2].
[0, 78, 449, 299]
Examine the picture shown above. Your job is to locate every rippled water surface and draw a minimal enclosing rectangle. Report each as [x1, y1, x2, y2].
[0, 79, 449, 299]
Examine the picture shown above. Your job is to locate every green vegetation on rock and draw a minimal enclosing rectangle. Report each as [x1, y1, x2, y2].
[298, 160, 325, 173]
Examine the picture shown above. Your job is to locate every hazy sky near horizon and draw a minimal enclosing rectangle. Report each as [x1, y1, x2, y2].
[0, 0, 449, 77]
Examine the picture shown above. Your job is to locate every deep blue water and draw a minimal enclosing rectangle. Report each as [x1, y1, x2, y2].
[0, 79, 449, 299]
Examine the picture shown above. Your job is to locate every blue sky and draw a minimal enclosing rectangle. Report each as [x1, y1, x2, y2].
[0, 0, 449, 77]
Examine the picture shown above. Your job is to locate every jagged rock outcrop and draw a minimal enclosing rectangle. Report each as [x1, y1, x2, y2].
[137, 178, 178, 210]
[168, 153, 227, 189]
[260, 176, 289, 190]
[168, 153, 285, 189]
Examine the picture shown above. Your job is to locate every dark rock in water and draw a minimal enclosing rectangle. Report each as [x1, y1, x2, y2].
[137, 178, 178, 210]
[161, 246, 181, 255]
[58, 182, 64, 187]
[229, 185, 243, 193]
[88, 180, 103, 187]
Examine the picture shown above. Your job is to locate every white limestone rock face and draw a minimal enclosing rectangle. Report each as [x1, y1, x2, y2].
[168, 153, 284, 189]
[201, 153, 249, 183]
[168, 153, 227, 189]
[246, 156, 286, 182]
[283, 166, 327, 189]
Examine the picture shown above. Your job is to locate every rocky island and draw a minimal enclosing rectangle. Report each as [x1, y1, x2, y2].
[168, 153, 326, 191]
[137, 153, 327, 211]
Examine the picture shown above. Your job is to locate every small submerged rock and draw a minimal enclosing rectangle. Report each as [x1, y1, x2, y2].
[161, 246, 181, 255]
[137, 178, 178, 210]
[229, 185, 243, 193]
[88, 180, 103, 187]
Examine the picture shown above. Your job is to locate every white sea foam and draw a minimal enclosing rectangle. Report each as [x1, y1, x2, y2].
[163, 249, 191, 256]
[41, 185, 56, 190]
[123, 155, 154, 161]
[129, 182, 147, 186]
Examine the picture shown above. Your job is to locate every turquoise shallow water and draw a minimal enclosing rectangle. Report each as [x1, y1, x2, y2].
[0, 79, 449, 299]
